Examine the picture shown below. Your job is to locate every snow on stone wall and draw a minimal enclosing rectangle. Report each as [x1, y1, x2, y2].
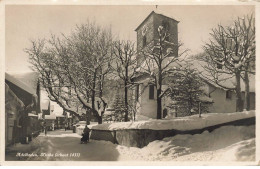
[90, 110, 255, 131]
[116, 125, 255, 161]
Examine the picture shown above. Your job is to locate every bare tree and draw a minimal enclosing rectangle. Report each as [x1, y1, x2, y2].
[26, 21, 113, 124]
[112, 40, 136, 121]
[139, 25, 188, 119]
[197, 14, 255, 112]
[26, 39, 80, 117]
[66, 22, 113, 124]
[238, 15, 255, 110]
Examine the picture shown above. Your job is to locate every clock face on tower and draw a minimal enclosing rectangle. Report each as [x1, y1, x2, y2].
[142, 25, 148, 36]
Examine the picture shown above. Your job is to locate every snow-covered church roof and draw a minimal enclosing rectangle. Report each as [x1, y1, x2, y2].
[133, 58, 255, 93]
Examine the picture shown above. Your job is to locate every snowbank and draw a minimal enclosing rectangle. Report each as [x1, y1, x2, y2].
[6, 126, 255, 161]
[116, 125, 255, 161]
[90, 110, 255, 131]
[135, 114, 153, 121]
[173, 138, 255, 161]
[76, 126, 85, 135]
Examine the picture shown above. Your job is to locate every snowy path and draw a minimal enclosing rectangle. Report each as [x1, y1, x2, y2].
[5, 125, 255, 161]
[6, 130, 120, 161]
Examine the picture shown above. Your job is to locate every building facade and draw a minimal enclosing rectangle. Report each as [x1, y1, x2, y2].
[5, 73, 41, 146]
[135, 11, 179, 65]
[132, 11, 255, 120]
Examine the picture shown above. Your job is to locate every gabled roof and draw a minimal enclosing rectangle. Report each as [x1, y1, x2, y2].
[5, 83, 25, 107]
[133, 58, 255, 93]
[133, 58, 184, 81]
[201, 75, 255, 92]
[191, 60, 255, 92]
[5, 73, 36, 95]
[135, 11, 179, 31]
[9, 72, 39, 91]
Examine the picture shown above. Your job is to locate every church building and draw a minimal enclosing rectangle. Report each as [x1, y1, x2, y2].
[132, 11, 180, 119]
[131, 11, 255, 120]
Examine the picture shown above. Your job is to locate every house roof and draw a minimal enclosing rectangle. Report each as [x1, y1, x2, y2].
[190, 60, 255, 92]
[135, 11, 179, 31]
[199, 74, 255, 92]
[133, 59, 184, 82]
[5, 73, 36, 95]
[5, 83, 25, 107]
[133, 58, 255, 93]
[8, 72, 39, 91]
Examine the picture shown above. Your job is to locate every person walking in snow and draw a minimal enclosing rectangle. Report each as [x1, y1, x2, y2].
[81, 125, 90, 144]
[43, 122, 47, 136]
[44, 126, 47, 136]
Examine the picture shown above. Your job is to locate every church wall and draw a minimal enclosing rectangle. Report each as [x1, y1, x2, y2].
[136, 14, 155, 56]
[139, 83, 157, 119]
[153, 13, 178, 56]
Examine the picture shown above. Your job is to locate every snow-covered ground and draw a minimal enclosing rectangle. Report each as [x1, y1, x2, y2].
[5, 111, 255, 162]
[116, 125, 255, 161]
[90, 110, 255, 131]
[6, 124, 255, 162]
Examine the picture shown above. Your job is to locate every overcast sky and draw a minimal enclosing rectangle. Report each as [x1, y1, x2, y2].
[5, 5, 254, 73]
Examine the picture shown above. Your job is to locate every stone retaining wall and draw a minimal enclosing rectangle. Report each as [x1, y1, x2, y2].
[90, 117, 255, 148]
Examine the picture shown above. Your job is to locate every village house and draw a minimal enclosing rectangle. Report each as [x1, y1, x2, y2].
[44, 114, 56, 131]
[64, 112, 77, 130]
[56, 114, 66, 129]
[41, 100, 59, 130]
[132, 11, 255, 120]
[41, 100, 54, 118]
[5, 73, 41, 146]
[199, 75, 255, 114]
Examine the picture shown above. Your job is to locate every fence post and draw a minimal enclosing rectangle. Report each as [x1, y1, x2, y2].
[199, 102, 201, 118]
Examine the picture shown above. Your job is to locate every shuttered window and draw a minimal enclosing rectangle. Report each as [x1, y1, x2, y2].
[226, 90, 232, 99]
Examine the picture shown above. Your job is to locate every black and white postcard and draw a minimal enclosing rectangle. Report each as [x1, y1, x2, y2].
[1, 0, 259, 166]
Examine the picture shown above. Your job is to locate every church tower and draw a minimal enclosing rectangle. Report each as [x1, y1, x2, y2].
[135, 11, 179, 65]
